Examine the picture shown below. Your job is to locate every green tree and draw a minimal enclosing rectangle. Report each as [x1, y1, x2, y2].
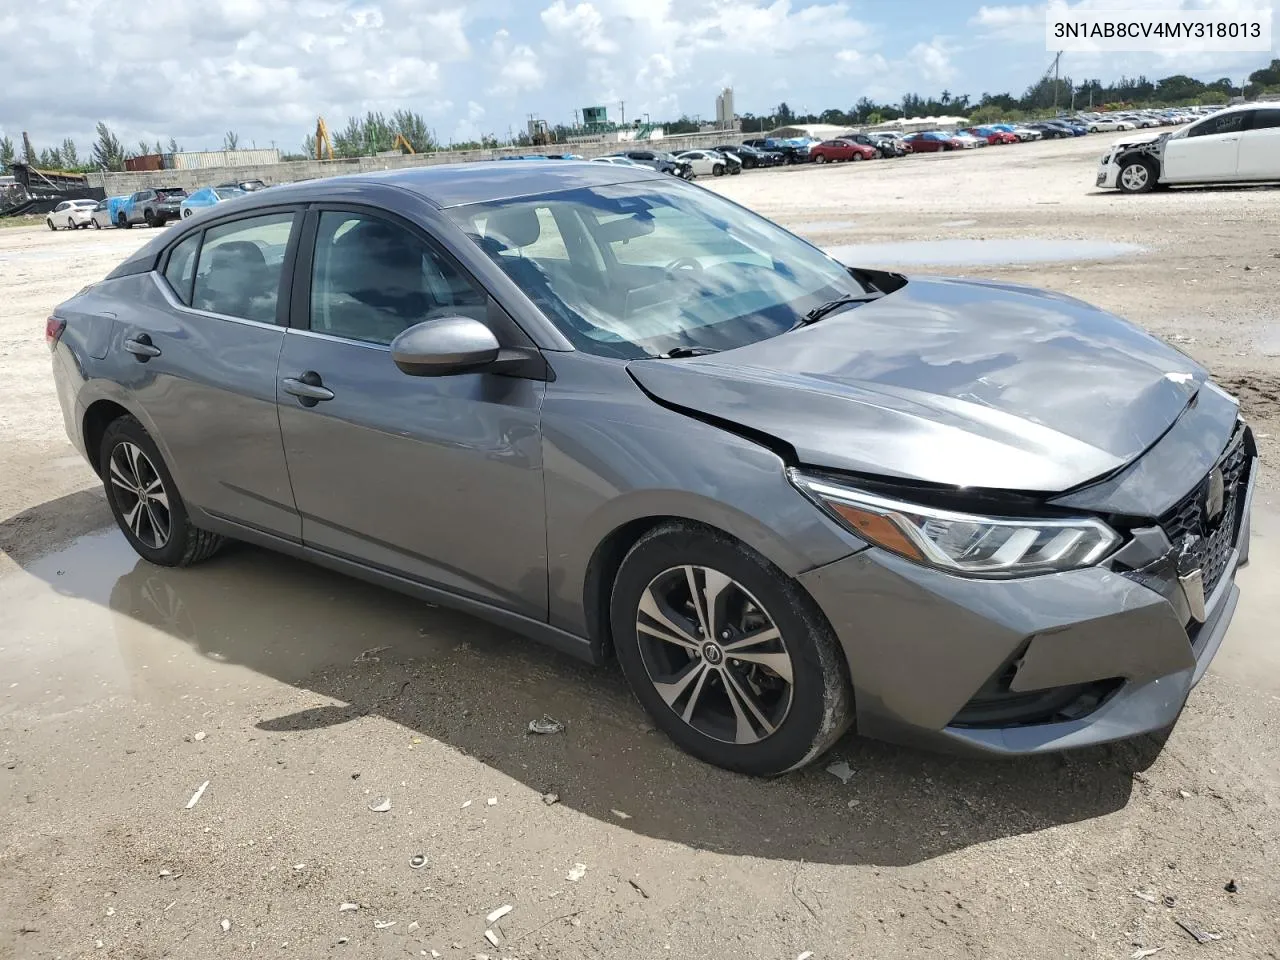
[92, 122, 127, 171]
[137, 139, 151, 156]
[391, 109, 436, 152]
[168, 136, 180, 154]
[223, 130, 240, 150]
[60, 138, 79, 168]
[0, 136, 14, 173]
[773, 101, 794, 126]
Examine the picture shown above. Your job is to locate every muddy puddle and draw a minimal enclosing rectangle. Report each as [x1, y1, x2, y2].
[1, 505, 1277, 719]
[825, 238, 1147, 267]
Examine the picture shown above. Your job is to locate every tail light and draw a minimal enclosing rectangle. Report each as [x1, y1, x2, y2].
[45, 315, 66, 348]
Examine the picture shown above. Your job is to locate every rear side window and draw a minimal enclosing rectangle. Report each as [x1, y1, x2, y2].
[163, 233, 201, 304]
[1250, 109, 1280, 131]
[191, 212, 294, 323]
[1189, 112, 1246, 137]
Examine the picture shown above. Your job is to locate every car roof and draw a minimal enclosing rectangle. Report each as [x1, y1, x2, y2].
[232, 159, 664, 209]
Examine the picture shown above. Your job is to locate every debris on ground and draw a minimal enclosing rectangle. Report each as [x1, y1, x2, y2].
[484, 929, 500, 947]
[1131, 948, 1162, 959]
[567, 863, 587, 882]
[338, 937, 349, 944]
[610, 809, 632, 820]
[826, 760, 855, 784]
[192, 732, 207, 742]
[1162, 895, 1177, 908]
[374, 920, 397, 929]
[462, 800, 473, 808]
[1132, 890, 1159, 904]
[185, 780, 210, 810]
[797, 952, 814, 960]
[410, 854, 428, 870]
[339, 902, 360, 913]
[293, 863, 305, 871]
[354, 645, 391, 663]
[527, 715, 565, 735]
[628, 878, 650, 899]
[408, 921, 420, 932]
[1175, 919, 1222, 944]
[351, 772, 360, 780]
[219, 918, 231, 933]
[1169, 334, 1197, 344]
[368, 797, 392, 813]
[1178, 790, 1192, 799]
[541, 792, 559, 806]
[1224, 878, 1239, 893]
[487, 797, 498, 806]
[486, 905, 513, 923]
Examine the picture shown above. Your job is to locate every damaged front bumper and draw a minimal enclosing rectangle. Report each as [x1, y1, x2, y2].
[798, 431, 1257, 757]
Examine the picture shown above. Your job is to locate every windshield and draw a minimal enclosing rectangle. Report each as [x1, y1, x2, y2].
[447, 180, 868, 359]
[156, 188, 187, 199]
[212, 188, 244, 200]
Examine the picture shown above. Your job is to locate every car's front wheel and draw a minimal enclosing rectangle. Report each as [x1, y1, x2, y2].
[813, 154, 826, 164]
[852, 152, 865, 161]
[118, 213, 131, 229]
[99, 415, 226, 567]
[712, 163, 725, 176]
[1118, 157, 1156, 194]
[611, 523, 853, 776]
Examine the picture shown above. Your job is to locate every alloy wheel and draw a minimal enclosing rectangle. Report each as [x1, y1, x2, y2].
[1121, 163, 1149, 191]
[108, 441, 171, 549]
[635, 565, 794, 745]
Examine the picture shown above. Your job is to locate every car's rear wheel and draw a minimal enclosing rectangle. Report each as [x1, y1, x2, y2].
[610, 523, 853, 776]
[46, 218, 56, 231]
[712, 163, 725, 176]
[1118, 158, 1156, 194]
[813, 154, 827, 164]
[91, 219, 101, 229]
[144, 209, 157, 227]
[118, 213, 131, 229]
[100, 415, 225, 567]
[852, 152, 865, 162]
[68, 217, 77, 229]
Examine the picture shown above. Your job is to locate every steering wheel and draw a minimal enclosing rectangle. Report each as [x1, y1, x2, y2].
[665, 257, 704, 278]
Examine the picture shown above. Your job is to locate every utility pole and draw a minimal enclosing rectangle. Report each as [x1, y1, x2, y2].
[619, 100, 625, 125]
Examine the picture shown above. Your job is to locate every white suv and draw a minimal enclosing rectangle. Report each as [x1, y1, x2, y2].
[46, 199, 98, 231]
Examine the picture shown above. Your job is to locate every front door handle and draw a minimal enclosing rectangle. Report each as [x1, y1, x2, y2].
[282, 371, 334, 406]
[124, 334, 161, 360]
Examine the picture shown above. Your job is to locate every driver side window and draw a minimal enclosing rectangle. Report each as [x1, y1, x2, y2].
[1189, 112, 1246, 138]
[309, 211, 487, 346]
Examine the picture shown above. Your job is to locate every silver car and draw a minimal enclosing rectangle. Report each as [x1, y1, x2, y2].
[49, 163, 1255, 774]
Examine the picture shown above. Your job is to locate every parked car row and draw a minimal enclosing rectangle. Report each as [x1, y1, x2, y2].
[59, 179, 271, 232]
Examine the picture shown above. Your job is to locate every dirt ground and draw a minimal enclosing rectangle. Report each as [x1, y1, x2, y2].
[1, 136, 1278, 959]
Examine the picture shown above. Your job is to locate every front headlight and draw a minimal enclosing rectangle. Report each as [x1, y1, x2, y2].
[789, 471, 1120, 578]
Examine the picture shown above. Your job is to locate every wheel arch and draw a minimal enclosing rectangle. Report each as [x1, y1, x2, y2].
[81, 398, 135, 476]
[1116, 149, 1161, 180]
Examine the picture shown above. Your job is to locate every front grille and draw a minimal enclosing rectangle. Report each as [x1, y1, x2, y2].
[1159, 426, 1250, 603]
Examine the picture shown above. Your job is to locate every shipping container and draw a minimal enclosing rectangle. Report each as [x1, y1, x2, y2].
[164, 149, 281, 170]
[125, 154, 165, 172]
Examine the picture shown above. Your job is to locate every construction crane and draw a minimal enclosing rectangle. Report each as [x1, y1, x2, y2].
[315, 117, 334, 161]
[391, 133, 415, 154]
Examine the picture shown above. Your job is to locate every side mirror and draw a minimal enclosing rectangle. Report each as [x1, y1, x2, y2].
[390, 316, 500, 377]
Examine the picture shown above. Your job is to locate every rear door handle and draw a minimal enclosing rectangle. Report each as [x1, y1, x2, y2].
[124, 334, 161, 360]
[282, 371, 334, 406]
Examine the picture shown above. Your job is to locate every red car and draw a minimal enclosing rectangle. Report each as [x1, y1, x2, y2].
[967, 126, 1019, 145]
[809, 139, 877, 163]
[902, 131, 965, 152]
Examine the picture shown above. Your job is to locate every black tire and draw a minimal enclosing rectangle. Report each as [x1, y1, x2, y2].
[712, 163, 724, 176]
[118, 213, 132, 229]
[852, 152, 865, 162]
[92, 219, 101, 229]
[99, 415, 225, 567]
[47, 218, 56, 231]
[1117, 157, 1157, 194]
[610, 522, 853, 776]
[68, 217, 77, 229]
[813, 154, 827, 164]
[144, 209, 157, 227]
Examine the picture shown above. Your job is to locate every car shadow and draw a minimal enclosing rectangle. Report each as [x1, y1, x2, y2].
[0, 491, 1156, 868]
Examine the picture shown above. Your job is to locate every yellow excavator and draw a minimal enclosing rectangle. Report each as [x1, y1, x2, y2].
[314, 117, 415, 158]
[315, 117, 334, 160]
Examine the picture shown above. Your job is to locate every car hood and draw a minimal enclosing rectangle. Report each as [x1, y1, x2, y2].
[1111, 130, 1169, 150]
[627, 277, 1206, 493]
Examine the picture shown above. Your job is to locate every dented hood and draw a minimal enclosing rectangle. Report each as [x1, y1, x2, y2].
[627, 277, 1205, 493]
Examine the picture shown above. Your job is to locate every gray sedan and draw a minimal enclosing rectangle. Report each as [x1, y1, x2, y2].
[48, 162, 1255, 775]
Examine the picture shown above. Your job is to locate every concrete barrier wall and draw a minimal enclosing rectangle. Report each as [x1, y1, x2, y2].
[85, 131, 755, 195]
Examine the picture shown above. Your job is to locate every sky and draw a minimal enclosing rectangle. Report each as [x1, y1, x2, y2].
[0, 0, 1275, 156]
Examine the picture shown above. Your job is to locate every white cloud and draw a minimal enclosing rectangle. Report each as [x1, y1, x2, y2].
[488, 30, 546, 96]
[909, 39, 955, 85]
[541, 0, 617, 54]
[834, 49, 891, 77]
